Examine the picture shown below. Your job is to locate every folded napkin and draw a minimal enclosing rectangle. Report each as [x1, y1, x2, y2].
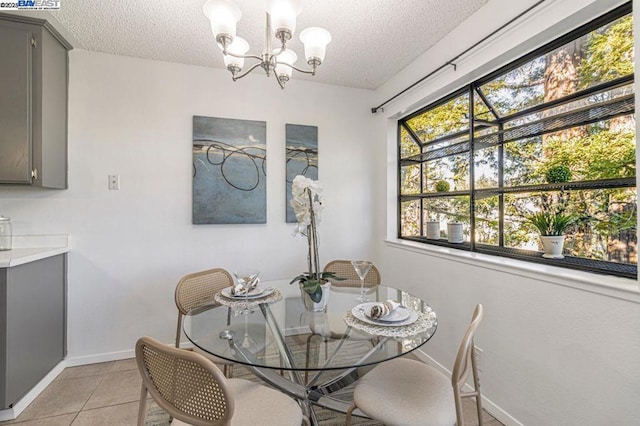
[231, 277, 260, 296]
[369, 300, 401, 319]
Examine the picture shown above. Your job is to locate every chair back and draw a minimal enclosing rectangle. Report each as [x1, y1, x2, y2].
[136, 336, 234, 426]
[451, 304, 483, 390]
[175, 268, 233, 347]
[450, 304, 484, 425]
[322, 260, 381, 288]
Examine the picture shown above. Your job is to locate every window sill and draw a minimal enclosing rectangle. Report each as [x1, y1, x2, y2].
[384, 239, 640, 303]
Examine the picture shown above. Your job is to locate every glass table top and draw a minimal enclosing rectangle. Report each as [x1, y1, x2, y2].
[183, 280, 438, 372]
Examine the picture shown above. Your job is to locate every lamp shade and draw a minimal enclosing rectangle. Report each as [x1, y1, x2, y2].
[300, 27, 331, 63]
[203, 0, 242, 40]
[266, 0, 301, 35]
[223, 36, 250, 70]
[275, 49, 297, 79]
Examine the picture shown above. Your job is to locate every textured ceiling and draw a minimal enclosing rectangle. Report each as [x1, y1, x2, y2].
[50, 0, 489, 89]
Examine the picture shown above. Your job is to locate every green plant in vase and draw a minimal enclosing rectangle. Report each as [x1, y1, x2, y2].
[526, 210, 576, 259]
[526, 211, 576, 236]
[289, 175, 343, 303]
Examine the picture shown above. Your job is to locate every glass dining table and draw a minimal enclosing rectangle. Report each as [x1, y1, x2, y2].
[183, 279, 438, 424]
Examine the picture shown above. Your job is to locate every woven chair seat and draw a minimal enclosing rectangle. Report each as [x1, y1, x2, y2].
[170, 379, 303, 426]
[346, 305, 484, 426]
[353, 357, 456, 426]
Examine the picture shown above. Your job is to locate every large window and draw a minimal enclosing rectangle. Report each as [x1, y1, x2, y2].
[398, 4, 636, 278]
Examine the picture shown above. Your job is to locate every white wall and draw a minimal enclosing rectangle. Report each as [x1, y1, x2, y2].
[372, 0, 640, 425]
[0, 50, 376, 360]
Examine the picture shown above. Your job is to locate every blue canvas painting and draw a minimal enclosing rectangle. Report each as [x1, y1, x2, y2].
[193, 116, 267, 224]
[286, 124, 318, 223]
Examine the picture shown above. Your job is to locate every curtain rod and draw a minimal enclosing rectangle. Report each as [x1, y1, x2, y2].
[370, 0, 547, 114]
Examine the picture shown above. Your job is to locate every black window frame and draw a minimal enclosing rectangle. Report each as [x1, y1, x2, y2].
[397, 2, 637, 279]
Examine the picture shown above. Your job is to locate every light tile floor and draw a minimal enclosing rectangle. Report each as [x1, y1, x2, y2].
[0, 358, 504, 425]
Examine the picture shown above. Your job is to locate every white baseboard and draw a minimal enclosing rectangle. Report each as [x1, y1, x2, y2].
[0, 360, 66, 421]
[412, 348, 524, 426]
[64, 349, 135, 367]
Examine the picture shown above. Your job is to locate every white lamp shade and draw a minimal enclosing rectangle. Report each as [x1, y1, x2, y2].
[223, 36, 250, 69]
[203, 0, 242, 39]
[275, 49, 297, 78]
[300, 27, 331, 63]
[266, 0, 301, 34]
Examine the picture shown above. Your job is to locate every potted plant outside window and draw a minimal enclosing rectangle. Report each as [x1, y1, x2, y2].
[526, 211, 576, 258]
[426, 214, 440, 239]
[434, 180, 450, 192]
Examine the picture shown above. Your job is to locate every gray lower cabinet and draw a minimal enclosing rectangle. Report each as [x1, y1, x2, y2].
[0, 14, 72, 189]
[0, 254, 67, 409]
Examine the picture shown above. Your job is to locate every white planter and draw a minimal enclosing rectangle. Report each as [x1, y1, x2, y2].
[447, 222, 464, 243]
[301, 281, 331, 312]
[540, 235, 565, 258]
[426, 221, 440, 239]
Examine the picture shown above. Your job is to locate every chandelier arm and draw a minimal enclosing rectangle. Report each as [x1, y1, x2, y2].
[274, 71, 285, 89]
[224, 50, 264, 62]
[232, 62, 264, 80]
[280, 62, 317, 76]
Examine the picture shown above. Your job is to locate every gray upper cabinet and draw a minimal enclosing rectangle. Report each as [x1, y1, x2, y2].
[0, 14, 72, 189]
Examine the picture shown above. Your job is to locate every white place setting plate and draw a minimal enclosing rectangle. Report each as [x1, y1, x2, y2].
[351, 302, 419, 327]
[221, 286, 275, 300]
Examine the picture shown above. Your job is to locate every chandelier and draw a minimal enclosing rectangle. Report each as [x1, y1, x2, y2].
[203, 0, 331, 89]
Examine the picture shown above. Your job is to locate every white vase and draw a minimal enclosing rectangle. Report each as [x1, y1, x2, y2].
[426, 221, 440, 239]
[447, 222, 464, 243]
[540, 235, 565, 258]
[301, 281, 331, 312]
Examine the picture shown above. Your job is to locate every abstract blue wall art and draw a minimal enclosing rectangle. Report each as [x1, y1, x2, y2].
[285, 124, 318, 223]
[193, 116, 267, 224]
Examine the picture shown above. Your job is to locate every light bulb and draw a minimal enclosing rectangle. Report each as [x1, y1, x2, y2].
[223, 36, 250, 71]
[275, 49, 297, 80]
[266, 0, 301, 38]
[203, 0, 242, 45]
[300, 27, 331, 65]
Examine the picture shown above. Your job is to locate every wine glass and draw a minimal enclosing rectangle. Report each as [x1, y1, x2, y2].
[351, 260, 373, 302]
[233, 268, 260, 316]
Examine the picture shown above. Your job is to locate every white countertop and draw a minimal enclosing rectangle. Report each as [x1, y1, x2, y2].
[0, 235, 69, 268]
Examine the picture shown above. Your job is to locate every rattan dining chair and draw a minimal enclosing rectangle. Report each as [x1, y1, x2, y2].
[135, 336, 308, 426]
[175, 268, 236, 377]
[345, 304, 485, 426]
[304, 260, 382, 383]
[322, 259, 381, 288]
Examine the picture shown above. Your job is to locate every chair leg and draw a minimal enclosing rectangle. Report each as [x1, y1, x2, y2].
[345, 402, 357, 426]
[137, 384, 148, 426]
[476, 395, 484, 426]
[221, 363, 234, 378]
[473, 355, 483, 425]
[324, 338, 328, 361]
[454, 388, 464, 426]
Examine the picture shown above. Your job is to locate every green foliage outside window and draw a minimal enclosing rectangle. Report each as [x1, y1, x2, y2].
[545, 165, 572, 183]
